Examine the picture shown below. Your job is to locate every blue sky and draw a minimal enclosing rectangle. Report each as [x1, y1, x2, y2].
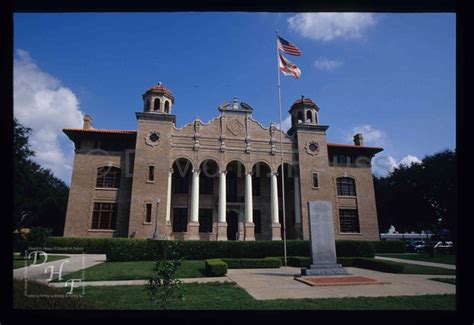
[13, 13, 455, 183]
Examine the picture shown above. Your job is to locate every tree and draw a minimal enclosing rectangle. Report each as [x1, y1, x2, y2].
[146, 242, 184, 309]
[13, 118, 69, 235]
[374, 149, 456, 241]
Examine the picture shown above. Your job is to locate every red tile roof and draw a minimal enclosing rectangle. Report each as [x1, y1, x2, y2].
[63, 128, 137, 135]
[292, 97, 316, 106]
[145, 83, 174, 97]
[327, 143, 383, 151]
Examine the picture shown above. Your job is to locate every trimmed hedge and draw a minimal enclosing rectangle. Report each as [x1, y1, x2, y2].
[105, 239, 375, 262]
[205, 259, 228, 276]
[221, 257, 282, 269]
[284, 256, 356, 268]
[284, 256, 403, 273]
[39, 237, 376, 261]
[371, 240, 407, 254]
[43, 237, 116, 254]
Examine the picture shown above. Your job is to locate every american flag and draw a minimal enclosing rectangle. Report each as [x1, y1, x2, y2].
[277, 36, 302, 56]
[279, 54, 301, 79]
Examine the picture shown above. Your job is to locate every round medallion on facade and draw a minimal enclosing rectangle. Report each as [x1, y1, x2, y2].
[305, 140, 320, 156]
[145, 130, 161, 147]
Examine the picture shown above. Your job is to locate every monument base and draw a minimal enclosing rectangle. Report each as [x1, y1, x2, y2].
[301, 263, 349, 276]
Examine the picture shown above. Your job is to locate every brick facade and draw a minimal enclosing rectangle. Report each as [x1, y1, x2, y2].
[63, 84, 383, 241]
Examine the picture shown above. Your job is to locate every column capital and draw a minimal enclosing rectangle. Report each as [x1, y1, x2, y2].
[219, 170, 228, 175]
[245, 171, 254, 176]
[192, 169, 201, 174]
[168, 168, 174, 174]
[271, 172, 279, 177]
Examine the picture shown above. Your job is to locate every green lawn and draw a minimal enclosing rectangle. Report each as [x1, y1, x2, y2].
[398, 263, 455, 275]
[429, 278, 456, 285]
[59, 260, 207, 282]
[79, 282, 455, 310]
[58, 258, 455, 282]
[13, 254, 69, 269]
[379, 253, 456, 265]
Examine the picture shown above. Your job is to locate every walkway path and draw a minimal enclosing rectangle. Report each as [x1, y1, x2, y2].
[375, 256, 456, 270]
[13, 254, 106, 283]
[225, 267, 455, 300]
[49, 277, 232, 288]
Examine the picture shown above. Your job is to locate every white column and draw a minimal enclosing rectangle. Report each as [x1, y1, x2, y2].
[190, 169, 200, 223]
[245, 172, 253, 223]
[165, 168, 173, 224]
[271, 172, 279, 223]
[294, 174, 302, 224]
[218, 170, 227, 223]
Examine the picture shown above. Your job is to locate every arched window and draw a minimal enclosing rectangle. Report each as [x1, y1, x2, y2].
[306, 110, 313, 123]
[297, 111, 303, 123]
[153, 98, 161, 111]
[96, 166, 121, 188]
[164, 101, 170, 113]
[144, 99, 150, 112]
[336, 177, 356, 196]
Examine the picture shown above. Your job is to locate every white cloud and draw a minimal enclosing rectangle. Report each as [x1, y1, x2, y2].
[14, 49, 84, 183]
[372, 154, 421, 177]
[346, 124, 386, 146]
[314, 57, 343, 71]
[398, 155, 422, 167]
[277, 115, 292, 132]
[287, 13, 376, 41]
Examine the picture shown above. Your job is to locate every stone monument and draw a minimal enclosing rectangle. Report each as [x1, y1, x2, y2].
[301, 200, 349, 276]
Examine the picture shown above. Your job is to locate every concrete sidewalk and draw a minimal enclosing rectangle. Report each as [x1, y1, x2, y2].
[225, 267, 455, 300]
[375, 256, 456, 270]
[48, 277, 232, 288]
[13, 254, 106, 282]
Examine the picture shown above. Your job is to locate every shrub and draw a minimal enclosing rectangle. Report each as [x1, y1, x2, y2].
[336, 241, 375, 258]
[205, 259, 228, 276]
[44, 237, 118, 254]
[25, 227, 53, 251]
[106, 239, 377, 262]
[285, 256, 311, 267]
[336, 257, 356, 267]
[221, 257, 282, 269]
[372, 241, 407, 254]
[352, 258, 404, 273]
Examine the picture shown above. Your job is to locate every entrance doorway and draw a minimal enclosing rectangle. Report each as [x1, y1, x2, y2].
[227, 210, 239, 240]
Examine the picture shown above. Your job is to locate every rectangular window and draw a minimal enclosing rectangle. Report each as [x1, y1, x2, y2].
[145, 203, 152, 223]
[91, 202, 117, 230]
[199, 208, 213, 233]
[128, 153, 135, 174]
[148, 165, 155, 182]
[253, 210, 262, 234]
[337, 178, 356, 196]
[172, 208, 188, 232]
[312, 172, 319, 188]
[339, 209, 360, 233]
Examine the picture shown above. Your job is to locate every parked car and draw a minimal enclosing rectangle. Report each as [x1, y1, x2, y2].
[414, 241, 428, 253]
[434, 241, 454, 254]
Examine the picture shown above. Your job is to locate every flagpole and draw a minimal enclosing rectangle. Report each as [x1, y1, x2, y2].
[276, 30, 288, 267]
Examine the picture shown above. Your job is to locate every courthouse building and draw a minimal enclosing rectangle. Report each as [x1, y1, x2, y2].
[63, 83, 383, 241]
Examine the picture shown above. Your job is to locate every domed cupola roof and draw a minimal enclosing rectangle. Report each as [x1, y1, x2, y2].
[144, 82, 174, 102]
[289, 96, 319, 113]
